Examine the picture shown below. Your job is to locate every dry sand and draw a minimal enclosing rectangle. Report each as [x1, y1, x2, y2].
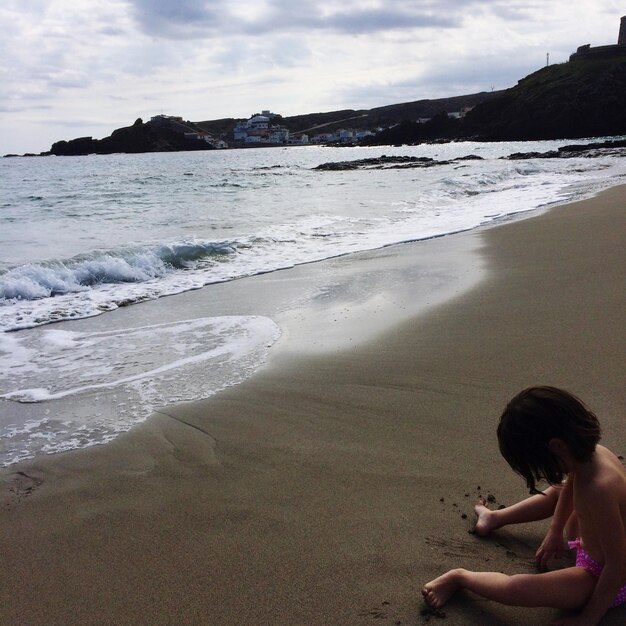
[2, 187, 625, 625]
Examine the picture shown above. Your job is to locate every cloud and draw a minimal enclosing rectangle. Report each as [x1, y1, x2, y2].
[127, 0, 226, 37]
[98, 25, 128, 36]
[123, 0, 599, 41]
[244, 2, 460, 35]
[126, 0, 463, 38]
[1, 0, 624, 154]
[0, 103, 52, 114]
[332, 10, 455, 33]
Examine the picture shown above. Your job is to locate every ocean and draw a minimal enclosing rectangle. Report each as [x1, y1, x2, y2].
[1, 140, 625, 467]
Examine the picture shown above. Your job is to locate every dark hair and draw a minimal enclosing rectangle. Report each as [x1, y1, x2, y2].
[497, 386, 601, 493]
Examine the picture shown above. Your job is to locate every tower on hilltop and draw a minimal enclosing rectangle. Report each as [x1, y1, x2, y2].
[619, 15, 626, 45]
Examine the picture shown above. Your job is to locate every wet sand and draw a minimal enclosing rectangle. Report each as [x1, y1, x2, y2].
[2, 187, 625, 625]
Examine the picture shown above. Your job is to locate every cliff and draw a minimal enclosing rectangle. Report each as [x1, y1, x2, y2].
[50, 118, 214, 156]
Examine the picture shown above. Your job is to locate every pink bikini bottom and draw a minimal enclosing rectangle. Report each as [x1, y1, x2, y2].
[568, 538, 626, 608]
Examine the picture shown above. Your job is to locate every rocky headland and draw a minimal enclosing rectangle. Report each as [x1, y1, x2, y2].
[47, 118, 215, 156]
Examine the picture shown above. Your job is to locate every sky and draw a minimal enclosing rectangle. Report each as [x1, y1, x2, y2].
[1, 0, 624, 154]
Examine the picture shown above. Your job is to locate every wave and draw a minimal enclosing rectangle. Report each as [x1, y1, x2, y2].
[3, 147, 624, 332]
[0, 240, 236, 302]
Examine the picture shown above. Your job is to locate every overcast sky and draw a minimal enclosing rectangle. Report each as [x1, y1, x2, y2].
[1, 0, 623, 154]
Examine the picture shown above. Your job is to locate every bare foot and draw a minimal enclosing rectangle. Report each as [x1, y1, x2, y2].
[421, 569, 463, 608]
[474, 496, 499, 536]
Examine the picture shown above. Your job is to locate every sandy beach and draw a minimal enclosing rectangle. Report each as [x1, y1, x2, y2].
[2, 187, 625, 625]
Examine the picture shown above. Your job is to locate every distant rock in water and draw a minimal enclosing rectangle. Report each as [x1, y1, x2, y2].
[505, 139, 626, 160]
[314, 154, 483, 171]
[315, 155, 440, 170]
[50, 119, 215, 156]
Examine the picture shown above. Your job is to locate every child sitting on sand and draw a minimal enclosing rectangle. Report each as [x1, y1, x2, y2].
[422, 386, 626, 626]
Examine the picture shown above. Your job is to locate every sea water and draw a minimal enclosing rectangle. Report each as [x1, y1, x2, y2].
[1, 141, 625, 466]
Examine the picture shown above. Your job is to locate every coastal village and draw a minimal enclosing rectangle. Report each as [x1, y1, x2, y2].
[148, 108, 476, 149]
[149, 110, 378, 149]
[232, 110, 376, 146]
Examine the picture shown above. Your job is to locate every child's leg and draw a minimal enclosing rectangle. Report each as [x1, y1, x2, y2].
[475, 485, 561, 536]
[422, 566, 596, 610]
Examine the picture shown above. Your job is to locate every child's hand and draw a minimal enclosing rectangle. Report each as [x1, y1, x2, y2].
[536, 528, 564, 570]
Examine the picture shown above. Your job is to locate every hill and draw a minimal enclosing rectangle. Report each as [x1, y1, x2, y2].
[365, 54, 626, 145]
[195, 91, 503, 138]
[49, 118, 214, 156]
[462, 55, 626, 140]
[41, 92, 501, 157]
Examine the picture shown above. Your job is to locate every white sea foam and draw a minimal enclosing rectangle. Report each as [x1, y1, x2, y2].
[0, 316, 281, 466]
[2, 142, 625, 332]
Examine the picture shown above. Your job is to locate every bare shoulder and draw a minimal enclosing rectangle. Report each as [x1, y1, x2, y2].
[575, 447, 624, 492]
[596, 445, 626, 475]
[588, 445, 626, 497]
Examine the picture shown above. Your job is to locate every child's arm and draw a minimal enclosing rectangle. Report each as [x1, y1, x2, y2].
[536, 478, 574, 570]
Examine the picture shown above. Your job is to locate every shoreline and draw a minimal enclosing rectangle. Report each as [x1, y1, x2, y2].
[1, 202, 486, 467]
[2, 186, 625, 624]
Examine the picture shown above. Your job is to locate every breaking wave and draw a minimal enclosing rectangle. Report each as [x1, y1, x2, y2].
[0, 240, 236, 302]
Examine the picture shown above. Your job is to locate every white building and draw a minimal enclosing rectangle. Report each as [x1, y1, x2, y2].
[233, 120, 250, 140]
[150, 114, 183, 124]
[269, 128, 289, 143]
[288, 134, 309, 145]
[248, 115, 270, 130]
[311, 132, 335, 143]
[234, 111, 289, 144]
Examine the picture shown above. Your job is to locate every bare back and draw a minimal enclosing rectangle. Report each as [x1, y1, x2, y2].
[573, 444, 626, 563]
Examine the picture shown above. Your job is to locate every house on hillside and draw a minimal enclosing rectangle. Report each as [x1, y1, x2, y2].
[288, 134, 309, 145]
[248, 115, 270, 130]
[311, 132, 335, 143]
[233, 111, 290, 144]
[150, 114, 184, 124]
[310, 129, 373, 144]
